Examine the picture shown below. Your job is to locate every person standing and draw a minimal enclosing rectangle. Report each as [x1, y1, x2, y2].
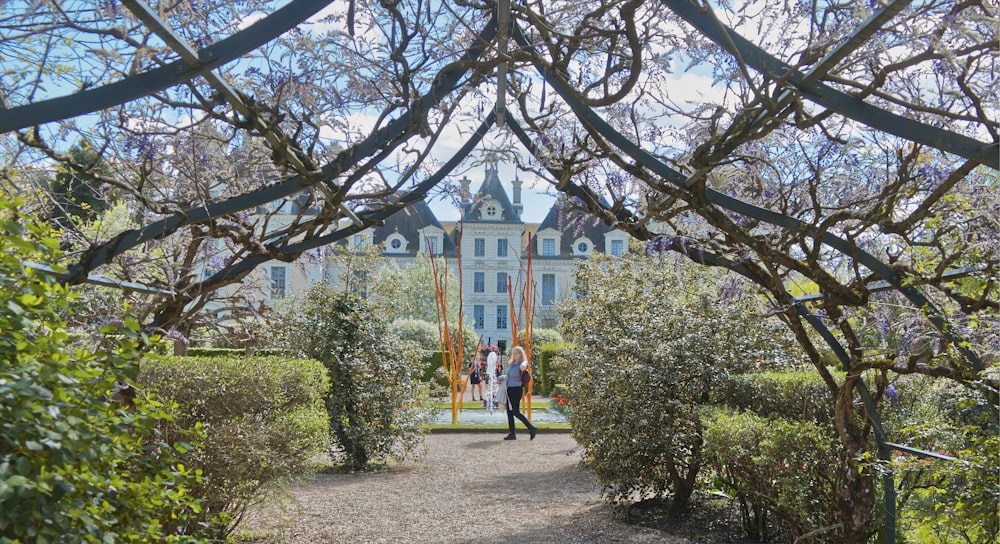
[468, 355, 484, 401]
[501, 346, 537, 441]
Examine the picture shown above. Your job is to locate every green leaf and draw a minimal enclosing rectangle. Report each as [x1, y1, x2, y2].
[5, 475, 28, 488]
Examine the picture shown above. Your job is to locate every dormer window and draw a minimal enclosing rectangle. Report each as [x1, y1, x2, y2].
[541, 238, 556, 256]
[610, 238, 625, 256]
[386, 233, 408, 253]
[573, 237, 593, 257]
[605, 231, 628, 257]
[417, 225, 445, 255]
[482, 202, 500, 220]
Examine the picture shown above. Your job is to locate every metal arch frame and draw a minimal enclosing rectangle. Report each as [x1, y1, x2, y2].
[510, 20, 987, 377]
[120, 0, 313, 174]
[663, 0, 998, 170]
[22, 260, 175, 295]
[0, 2, 989, 539]
[66, 15, 499, 287]
[1, 0, 985, 388]
[0, 0, 336, 133]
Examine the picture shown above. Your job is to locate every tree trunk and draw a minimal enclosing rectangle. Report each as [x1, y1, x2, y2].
[837, 457, 875, 543]
[834, 380, 875, 543]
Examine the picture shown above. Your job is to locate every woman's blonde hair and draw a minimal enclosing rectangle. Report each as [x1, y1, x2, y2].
[511, 345, 526, 361]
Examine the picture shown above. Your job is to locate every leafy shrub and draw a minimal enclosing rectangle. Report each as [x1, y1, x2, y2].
[714, 371, 836, 426]
[516, 327, 564, 351]
[274, 286, 431, 470]
[392, 318, 477, 358]
[702, 408, 843, 542]
[0, 199, 203, 543]
[565, 350, 705, 512]
[889, 377, 999, 543]
[894, 421, 998, 544]
[558, 252, 802, 513]
[391, 318, 440, 356]
[138, 355, 329, 538]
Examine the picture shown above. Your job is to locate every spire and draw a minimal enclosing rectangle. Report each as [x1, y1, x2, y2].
[485, 151, 501, 177]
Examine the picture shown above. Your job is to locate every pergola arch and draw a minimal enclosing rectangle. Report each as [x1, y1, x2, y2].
[1, 1, 995, 540]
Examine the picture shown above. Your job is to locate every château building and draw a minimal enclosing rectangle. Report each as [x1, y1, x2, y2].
[246, 163, 630, 345]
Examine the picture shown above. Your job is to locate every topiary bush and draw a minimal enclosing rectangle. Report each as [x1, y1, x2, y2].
[702, 408, 844, 543]
[138, 355, 330, 538]
[531, 342, 565, 396]
[0, 199, 203, 543]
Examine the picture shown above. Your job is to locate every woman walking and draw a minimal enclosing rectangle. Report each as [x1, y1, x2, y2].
[501, 346, 537, 441]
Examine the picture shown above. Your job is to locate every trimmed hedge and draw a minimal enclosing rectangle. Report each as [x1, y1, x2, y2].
[138, 356, 330, 538]
[530, 342, 563, 396]
[184, 347, 284, 358]
[713, 371, 836, 426]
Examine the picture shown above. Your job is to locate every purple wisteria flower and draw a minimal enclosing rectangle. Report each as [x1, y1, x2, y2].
[884, 384, 898, 404]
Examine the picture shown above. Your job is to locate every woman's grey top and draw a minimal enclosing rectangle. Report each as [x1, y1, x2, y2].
[505, 361, 527, 387]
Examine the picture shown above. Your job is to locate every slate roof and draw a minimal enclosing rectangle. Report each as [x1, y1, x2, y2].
[372, 199, 457, 256]
[534, 195, 614, 254]
[462, 164, 522, 223]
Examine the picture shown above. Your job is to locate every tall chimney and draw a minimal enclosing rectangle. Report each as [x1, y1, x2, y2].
[511, 173, 523, 215]
[459, 175, 471, 203]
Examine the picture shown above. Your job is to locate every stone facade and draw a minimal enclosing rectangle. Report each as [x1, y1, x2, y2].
[240, 164, 630, 345]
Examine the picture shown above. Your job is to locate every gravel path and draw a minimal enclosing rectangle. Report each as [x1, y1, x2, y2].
[241, 432, 725, 544]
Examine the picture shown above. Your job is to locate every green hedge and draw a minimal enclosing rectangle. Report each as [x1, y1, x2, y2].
[530, 343, 563, 396]
[184, 347, 284, 358]
[702, 408, 843, 542]
[138, 356, 329, 538]
[422, 350, 445, 382]
[714, 371, 836, 426]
